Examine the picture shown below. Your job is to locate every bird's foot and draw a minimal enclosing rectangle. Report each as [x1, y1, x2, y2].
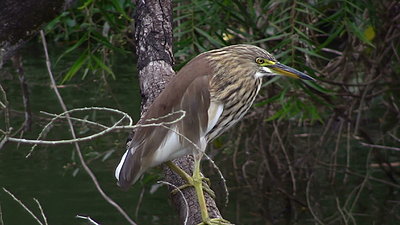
[170, 177, 215, 199]
[197, 217, 234, 225]
[167, 161, 215, 198]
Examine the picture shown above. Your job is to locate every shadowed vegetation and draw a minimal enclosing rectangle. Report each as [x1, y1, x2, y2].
[1, 0, 399, 224]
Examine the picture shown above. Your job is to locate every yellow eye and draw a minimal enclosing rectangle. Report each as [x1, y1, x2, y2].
[256, 58, 265, 64]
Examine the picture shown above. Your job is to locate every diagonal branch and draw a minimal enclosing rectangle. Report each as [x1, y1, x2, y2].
[39, 30, 137, 225]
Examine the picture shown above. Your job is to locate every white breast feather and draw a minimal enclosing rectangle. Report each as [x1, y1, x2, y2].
[206, 101, 224, 134]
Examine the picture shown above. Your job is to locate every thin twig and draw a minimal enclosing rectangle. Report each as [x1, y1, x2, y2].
[0, 100, 5, 109]
[76, 215, 101, 225]
[0, 136, 7, 151]
[305, 175, 325, 225]
[0, 202, 4, 225]
[3, 108, 185, 147]
[134, 187, 146, 219]
[203, 154, 229, 207]
[17, 108, 183, 158]
[14, 54, 32, 132]
[389, 132, 400, 143]
[354, 77, 371, 135]
[40, 30, 136, 225]
[25, 106, 134, 157]
[33, 198, 48, 225]
[316, 161, 400, 189]
[2, 188, 43, 225]
[272, 121, 297, 195]
[158, 181, 189, 225]
[343, 122, 351, 183]
[347, 150, 371, 218]
[15, 113, 126, 146]
[335, 197, 348, 225]
[330, 119, 344, 182]
[40, 111, 110, 129]
[360, 142, 400, 152]
[0, 84, 10, 133]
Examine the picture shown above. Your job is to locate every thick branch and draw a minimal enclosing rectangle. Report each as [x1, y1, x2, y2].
[0, 0, 74, 66]
[132, 0, 223, 224]
[134, 0, 174, 112]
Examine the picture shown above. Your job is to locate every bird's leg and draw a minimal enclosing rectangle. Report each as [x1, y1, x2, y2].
[193, 155, 233, 225]
[166, 161, 215, 198]
[166, 160, 232, 224]
[192, 154, 209, 223]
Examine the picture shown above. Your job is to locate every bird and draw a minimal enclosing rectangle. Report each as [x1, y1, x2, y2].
[115, 44, 315, 224]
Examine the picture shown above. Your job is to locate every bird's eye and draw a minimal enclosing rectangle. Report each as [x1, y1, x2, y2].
[256, 58, 265, 64]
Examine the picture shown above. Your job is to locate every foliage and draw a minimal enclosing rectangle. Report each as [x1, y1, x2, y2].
[37, 0, 400, 224]
[44, 0, 134, 83]
[172, 0, 400, 224]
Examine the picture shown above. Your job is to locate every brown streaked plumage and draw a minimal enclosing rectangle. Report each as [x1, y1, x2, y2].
[115, 44, 315, 189]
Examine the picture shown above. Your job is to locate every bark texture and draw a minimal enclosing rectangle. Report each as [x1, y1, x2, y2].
[0, 0, 74, 66]
[133, 0, 223, 224]
[134, 0, 175, 112]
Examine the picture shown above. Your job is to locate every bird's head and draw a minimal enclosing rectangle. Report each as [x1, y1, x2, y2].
[207, 44, 315, 81]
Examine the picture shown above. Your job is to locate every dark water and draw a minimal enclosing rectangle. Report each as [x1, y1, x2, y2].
[0, 43, 176, 225]
[3, 43, 399, 225]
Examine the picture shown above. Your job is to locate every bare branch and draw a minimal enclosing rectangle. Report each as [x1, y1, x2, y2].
[360, 142, 400, 152]
[2, 108, 185, 146]
[76, 215, 101, 225]
[40, 30, 137, 225]
[33, 198, 48, 225]
[158, 181, 189, 225]
[0, 201, 4, 225]
[2, 188, 44, 225]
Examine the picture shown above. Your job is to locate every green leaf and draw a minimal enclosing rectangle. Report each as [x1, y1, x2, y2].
[254, 93, 280, 107]
[91, 54, 116, 79]
[62, 50, 89, 83]
[90, 30, 126, 53]
[261, 76, 281, 88]
[249, 33, 289, 45]
[45, 12, 70, 31]
[266, 107, 285, 121]
[295, 46, 329, 60]
[109, 0, 131, 20]
[194, 27, 224, 47]
[316, 23, 344, 51]
[56, 33, 88, 65]
[302, 79, 333, 94]
[78, 0, 94, 10]
[295, 21, 326, 34]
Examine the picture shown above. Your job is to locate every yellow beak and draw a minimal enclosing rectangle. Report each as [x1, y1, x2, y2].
[269, 63, 315, 81]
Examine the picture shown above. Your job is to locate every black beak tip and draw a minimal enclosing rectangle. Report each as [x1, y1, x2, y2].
[300, 74, 316, 82]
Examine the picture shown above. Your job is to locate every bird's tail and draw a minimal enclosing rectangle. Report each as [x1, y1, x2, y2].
[114, 147, 146, 190]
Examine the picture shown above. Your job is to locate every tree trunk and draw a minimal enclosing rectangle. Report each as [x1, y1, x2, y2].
[133, 0, 224, 224]
[0, 0, 74, 66]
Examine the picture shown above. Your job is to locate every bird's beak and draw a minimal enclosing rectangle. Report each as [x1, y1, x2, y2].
[268, 63, 315, 81]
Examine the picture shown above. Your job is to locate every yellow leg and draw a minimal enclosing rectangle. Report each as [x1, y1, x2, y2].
[166, 161, 215, 199]
[193, 156, 209, 223]
[166, 160, 233, 225]
[193, 157, 233, 225]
